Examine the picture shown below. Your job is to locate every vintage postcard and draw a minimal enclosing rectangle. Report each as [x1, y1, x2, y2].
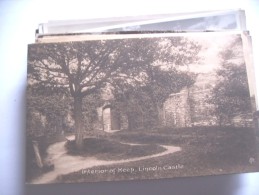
[26, 32, 259, 184]
[36, 9, 246, 35]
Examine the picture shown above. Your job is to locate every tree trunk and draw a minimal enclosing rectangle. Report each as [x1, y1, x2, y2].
[127, 113, 136, 130]
[74, 95, 84, 150]
[186, 86, 193, 126]
[32, 141, 43, 168]
[186, 64, 193, 126]
[157, 104, 164, 127]
[218, 115, 222, 127]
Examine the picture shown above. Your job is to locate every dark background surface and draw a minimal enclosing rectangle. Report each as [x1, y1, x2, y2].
[0, 0, 259, 195]
[26, 173, 259, 195]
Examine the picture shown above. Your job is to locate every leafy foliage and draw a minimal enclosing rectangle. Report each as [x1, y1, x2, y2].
[208, 36, 252, 125]
[113, 67, 197, 129]
[27, 37, 201, 147]
[27, 88, 72, 138]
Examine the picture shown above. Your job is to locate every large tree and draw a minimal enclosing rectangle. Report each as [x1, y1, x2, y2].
[28, 36, 201, 148]
[113, 67, 196, 130]
[208, 36, 252, 126]
[111, 37, 200, 129]
[28, 38, 159, 148]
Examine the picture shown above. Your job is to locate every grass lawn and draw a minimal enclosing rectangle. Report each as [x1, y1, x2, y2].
[57, 126, 259, 183]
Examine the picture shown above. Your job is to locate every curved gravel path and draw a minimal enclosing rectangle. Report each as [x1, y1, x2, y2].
[31, 136, 181, 184]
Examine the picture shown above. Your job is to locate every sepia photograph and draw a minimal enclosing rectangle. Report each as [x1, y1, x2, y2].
[26, 33, 259, 184]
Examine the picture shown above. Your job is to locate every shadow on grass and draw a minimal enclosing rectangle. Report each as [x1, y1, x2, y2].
[65, 138, 166, 161]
